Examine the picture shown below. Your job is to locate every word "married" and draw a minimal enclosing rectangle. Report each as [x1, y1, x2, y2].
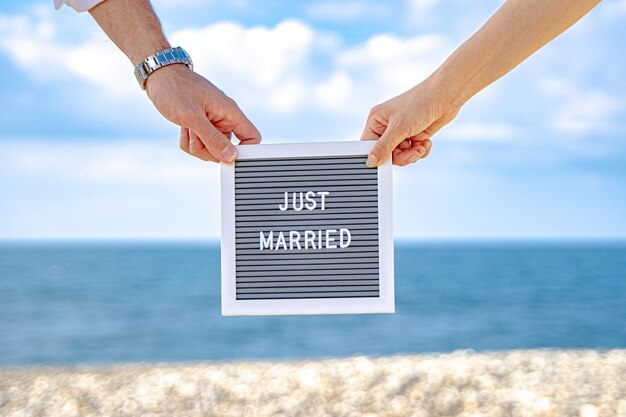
[259, 191, 352, 251]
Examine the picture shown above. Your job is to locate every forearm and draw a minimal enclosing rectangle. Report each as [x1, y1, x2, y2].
[89, 0, 169, 65]
[433, 0, 600, 108]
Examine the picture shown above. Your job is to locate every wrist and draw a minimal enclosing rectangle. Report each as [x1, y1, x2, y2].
[419, 69, 464, 118]
[144, 63, 191, 99]
[135, 46, 193, 90]
[129, 39, 171, 67]
[428, 63, 473, 111]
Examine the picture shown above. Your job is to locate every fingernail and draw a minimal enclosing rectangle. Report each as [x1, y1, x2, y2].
[366, 154, 378, 168]
[221, 145, 237, 162]
[408, 154, 420, 163]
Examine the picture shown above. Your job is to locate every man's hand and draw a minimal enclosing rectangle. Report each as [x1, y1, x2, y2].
[88, 0, 260, 163]
[146, 65, 260, 162]
[361, 78, 458, 167]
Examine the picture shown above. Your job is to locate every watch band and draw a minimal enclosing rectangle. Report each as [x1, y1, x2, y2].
[134, 46, 193, 90]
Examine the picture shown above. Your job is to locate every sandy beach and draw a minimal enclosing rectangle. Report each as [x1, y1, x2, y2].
[1, 349, 625, 417]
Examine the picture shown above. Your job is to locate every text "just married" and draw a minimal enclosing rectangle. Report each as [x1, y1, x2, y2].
[259, 191, 352, 251]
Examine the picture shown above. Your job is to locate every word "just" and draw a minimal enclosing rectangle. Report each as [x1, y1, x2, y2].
[279, 191, 330, 211]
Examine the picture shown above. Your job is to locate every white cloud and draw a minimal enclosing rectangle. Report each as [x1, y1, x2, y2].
[174, 20, 314, 88]
[601, 0, 626, 17]
[0, 14, 59, 69]
[153, 0, 212, 6]
[553, 91, 623, 135]
[171, 19, 444, 115]
[0, 140, 221, 239]
[153, 0, 252, 8]
[313, 71, 352, 111]
[171, 20, 317, 112]
[267, 78, 308, 112]
[444, 122, 517, 142]
[0, 9, 450, 116]
[539, 77, 573, 97]
[305, 1, 391, 21]
[0, 140, 217, 186]
[338, 33, 448, 96]
[0, 11, 134, 96]
[62, 41, 132, 95]
[406, 0, 440, 23]
[539, 77, 624, 135]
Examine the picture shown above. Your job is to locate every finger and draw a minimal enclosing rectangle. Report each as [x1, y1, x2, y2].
[189, 117, 237, 163]
[392, 141, 419, 166]
[180, 127, 219, 162]
[239, 137, 258, 145]
[419, 139, 432, 159]
[189, 130, 219, 162]
[179, 127, 190, 154]
[394, 145, 428, 166]
[231, 109, 261, 145]
[360, 114, 384, 141]
[366, 124, 404, 168]
[406, 138, 430, 150]
[408, 131, 432, 142]
[393, 138, 431, 166]
[360, 106, 388, 141]
[360, 123, 381, 141]
[391, 147, 403, 166]
[423, 119, 448, 137]
[398, 139, 411, 150]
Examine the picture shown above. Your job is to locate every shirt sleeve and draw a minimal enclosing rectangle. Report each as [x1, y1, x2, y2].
[54, 0, 107, 12]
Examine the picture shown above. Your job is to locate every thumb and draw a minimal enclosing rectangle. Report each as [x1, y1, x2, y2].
[366, 124, 404, 168]
[189, 117, 238, 163]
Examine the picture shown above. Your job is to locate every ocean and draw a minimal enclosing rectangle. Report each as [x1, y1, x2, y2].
[0, 240, 625, 366]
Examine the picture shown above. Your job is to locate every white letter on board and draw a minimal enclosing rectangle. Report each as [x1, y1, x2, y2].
[259, 231, 273, 251]
[293, 192, 304, 211]
[289, 231, 302, 250]
[275, 231, 287, 250]
[304, 191, 316, 210]
[326, 229, 337, 249]
[339, 228, 352, 248]
[279, 192, 288, 211]
[304, 230, 316, 249]
[317, 191, 330, 210]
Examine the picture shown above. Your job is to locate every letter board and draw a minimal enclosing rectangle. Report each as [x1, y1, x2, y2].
[220, 141, 394, 315]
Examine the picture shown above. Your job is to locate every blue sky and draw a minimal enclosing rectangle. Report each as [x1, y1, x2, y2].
[0, 0, 625, 239]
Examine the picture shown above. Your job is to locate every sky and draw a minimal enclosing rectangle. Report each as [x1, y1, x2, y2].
[0, 0, 625, 239]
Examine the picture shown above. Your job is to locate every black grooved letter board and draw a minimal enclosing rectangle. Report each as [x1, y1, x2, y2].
[234, 155, 379, 300]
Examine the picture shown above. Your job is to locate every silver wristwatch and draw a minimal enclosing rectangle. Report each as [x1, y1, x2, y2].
[134, 46, 193, 90]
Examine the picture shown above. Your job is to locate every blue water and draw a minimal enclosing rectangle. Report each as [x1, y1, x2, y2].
[0, 240, 625, 366]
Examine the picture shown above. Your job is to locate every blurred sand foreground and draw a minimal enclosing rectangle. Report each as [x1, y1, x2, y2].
[1, 350, 625, 417]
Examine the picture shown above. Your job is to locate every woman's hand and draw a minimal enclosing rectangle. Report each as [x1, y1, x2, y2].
[361, 0, 600, 168]
[361, 77, 459, 167]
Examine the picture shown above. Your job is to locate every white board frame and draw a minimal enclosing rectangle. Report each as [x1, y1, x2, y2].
[220, 141, 394, 315]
